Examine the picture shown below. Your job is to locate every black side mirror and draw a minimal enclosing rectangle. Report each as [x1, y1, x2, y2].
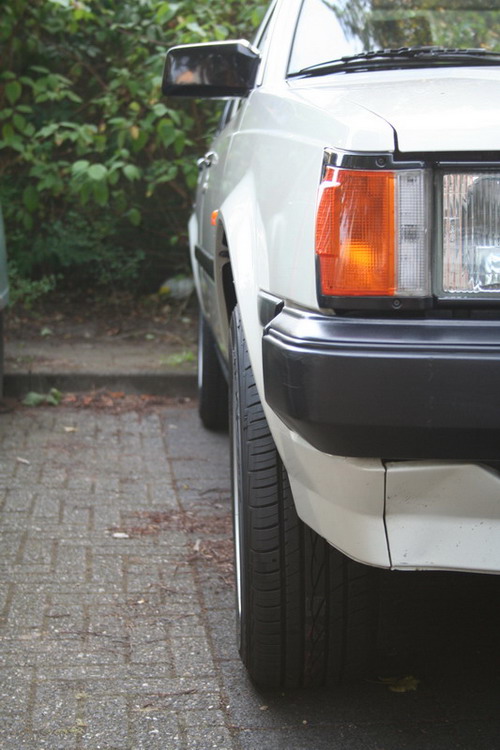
[162, 40, 261, 98]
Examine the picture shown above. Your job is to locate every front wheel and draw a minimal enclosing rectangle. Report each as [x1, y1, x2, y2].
[230, 306, 378, 688]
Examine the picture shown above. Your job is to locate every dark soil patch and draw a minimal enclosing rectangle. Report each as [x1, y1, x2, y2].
[5, 290, 198, 347]
[60, 389, 194, 414]
[5, 390, 195, 415]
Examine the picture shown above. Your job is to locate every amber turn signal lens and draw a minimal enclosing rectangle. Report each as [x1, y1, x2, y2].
[316, 167, 396, 296]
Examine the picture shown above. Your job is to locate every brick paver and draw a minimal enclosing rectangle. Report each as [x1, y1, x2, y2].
[0, 403, 235, 749]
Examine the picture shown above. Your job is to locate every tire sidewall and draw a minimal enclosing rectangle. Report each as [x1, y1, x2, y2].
[229, 308, 249, 660]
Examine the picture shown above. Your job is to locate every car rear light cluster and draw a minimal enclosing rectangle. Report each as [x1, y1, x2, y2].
[442, 172, 500, 297]
[316, 163, 430, 299]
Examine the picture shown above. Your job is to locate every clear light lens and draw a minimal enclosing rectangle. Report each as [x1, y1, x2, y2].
[396, 171, 430, 296]
[442, 173, 500, 297]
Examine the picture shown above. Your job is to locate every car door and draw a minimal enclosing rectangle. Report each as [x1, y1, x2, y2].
[194, 100, 236, 331]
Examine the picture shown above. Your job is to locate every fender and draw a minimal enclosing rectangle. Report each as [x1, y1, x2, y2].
[216, 171, 268, 396]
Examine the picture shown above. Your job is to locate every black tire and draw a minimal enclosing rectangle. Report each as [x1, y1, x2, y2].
[230, 306, 378, 688]
[198, 313, 228, 431]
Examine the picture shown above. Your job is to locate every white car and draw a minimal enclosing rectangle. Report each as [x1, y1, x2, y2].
[163, 0, 500, 688]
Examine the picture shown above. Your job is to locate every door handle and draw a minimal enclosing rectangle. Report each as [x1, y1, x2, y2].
[197, 151, 219, 170]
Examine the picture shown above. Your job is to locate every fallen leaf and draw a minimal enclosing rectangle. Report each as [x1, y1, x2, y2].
[46, 388, 63, 406]
[379, 675, 420, 693]
[23, 388, 63, 407]
[23, 392, 47, 407]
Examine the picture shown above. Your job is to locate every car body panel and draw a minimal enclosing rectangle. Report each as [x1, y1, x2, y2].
[266, 412, 390, 567]
[290, 67, 500, 153]
[386, 462, 500, 573]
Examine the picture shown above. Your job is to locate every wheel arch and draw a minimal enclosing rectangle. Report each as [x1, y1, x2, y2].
[213, 173, 268, 389]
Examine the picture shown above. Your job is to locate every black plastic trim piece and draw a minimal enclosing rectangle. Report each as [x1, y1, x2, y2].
[195, 244, 214, 280]
[323, 148, 424, 171]
[263, 306, 500, 460]
[318, 293, 434, 312]
[258, 291, 284, 327]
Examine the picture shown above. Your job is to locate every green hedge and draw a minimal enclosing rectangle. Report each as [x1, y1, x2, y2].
[0, 0, 266, 294]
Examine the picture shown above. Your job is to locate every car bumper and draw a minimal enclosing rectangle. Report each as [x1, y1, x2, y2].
[262, 307, 500, 460]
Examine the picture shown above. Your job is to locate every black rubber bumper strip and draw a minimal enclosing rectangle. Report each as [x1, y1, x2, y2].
[262, 307, 500, 460]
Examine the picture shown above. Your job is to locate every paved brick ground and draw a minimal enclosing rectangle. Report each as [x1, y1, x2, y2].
[1, 401, 500, 750]
[0, 403, 235, 749]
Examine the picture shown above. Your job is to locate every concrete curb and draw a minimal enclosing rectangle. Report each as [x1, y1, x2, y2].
[4, 371, 198, 398]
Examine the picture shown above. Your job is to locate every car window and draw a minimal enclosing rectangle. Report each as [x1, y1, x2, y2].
[253, 6, 274, 51]
[289, 0, 500, 74]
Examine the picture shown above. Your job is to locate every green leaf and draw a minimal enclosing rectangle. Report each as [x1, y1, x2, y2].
[123, 164, 141, 181]
[160, 350, 195, 366]
[71, 159, 90, 175]
[13, 113, 26, 132]
[88, 164, 107, 181]
[127, 208, 141, 226]
[5, 80, 22, 105]
[23, 185, 39, 212]
[2, 123, 14, 141]
[23, 392, 47, 407]
[152, 103, 168, 117]
[92, 179, 109, 205]
[46, 388, 63, 406]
